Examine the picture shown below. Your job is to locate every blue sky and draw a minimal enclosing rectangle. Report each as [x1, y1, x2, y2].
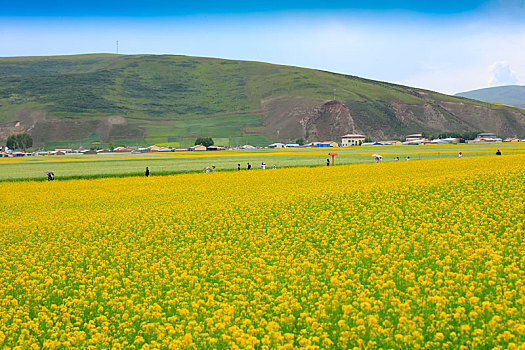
[1, 0, 524, 94]
[0, 1, 495, 16]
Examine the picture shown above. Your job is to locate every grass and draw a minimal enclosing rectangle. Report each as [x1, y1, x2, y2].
[2, 143, 524, 182]
[138, 113, 269, 147]
[43, 132, 102, 150]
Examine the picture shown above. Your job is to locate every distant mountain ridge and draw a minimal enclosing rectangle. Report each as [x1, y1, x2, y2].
[455, 85, 525, 108]
[0, 54, 524, 148]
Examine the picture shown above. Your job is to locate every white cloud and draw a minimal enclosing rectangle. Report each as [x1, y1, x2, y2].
[488, 61, 519, 86]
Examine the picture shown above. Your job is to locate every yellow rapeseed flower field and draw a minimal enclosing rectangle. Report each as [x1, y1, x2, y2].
[0, 155, 524, 349]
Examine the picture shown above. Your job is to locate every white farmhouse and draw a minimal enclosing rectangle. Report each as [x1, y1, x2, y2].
[341, 134, 366, 147]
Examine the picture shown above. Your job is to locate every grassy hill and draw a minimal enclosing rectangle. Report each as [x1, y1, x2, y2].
[1, 54, 525, 148]
[455, 85, 525, 109]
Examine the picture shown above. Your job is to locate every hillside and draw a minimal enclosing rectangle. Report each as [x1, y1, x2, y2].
[455, 85, 525, 109]
[1, 54, 525, 148]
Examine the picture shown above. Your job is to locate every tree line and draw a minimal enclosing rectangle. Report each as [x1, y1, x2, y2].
[6, 133, 33, 152]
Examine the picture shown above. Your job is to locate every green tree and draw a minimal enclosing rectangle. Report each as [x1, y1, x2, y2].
[295, 138, 304, 145]
[195, 137, 214, 147]
[437, 132, 462, 139]
[17, 133, 33, 152]
[6, 135, 17, 150]
[421, 131, 432, 140]
[461, 131, 482, 140]
[6, 133, 33, 152]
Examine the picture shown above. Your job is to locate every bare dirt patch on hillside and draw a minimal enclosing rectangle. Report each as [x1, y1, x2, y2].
[261, 96, 326, 141]
[306, 100, 358, 141]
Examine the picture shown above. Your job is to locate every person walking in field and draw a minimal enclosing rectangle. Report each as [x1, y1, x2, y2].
[145, 167, 149, 177]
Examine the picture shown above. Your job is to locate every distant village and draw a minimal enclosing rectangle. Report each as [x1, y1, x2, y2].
[1, 132, 523, 157]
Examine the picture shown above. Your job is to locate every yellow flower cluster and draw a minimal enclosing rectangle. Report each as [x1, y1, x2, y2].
[0, 155, 524, 348]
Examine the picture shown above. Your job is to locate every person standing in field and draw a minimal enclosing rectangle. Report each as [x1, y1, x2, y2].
[326, 159, 330, 166]
[145, 167, 149, 177]
[406, 156, 410, 161]
[247, 162, 251, 170]
[237, 164, 241, 171]
[458, 152, 462, 158]
[212, 165, 216, 172]
[496, 150, 502, 155]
